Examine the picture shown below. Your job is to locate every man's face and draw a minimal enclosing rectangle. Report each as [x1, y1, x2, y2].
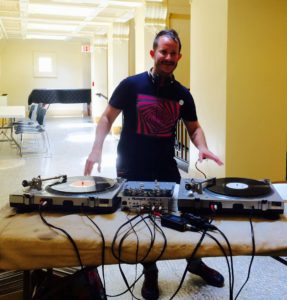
[150, 36, 182, 77]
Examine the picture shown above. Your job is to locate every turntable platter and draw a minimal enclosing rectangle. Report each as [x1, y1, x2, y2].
[206, 177, 271, 197]
[46, 176, 116, 194]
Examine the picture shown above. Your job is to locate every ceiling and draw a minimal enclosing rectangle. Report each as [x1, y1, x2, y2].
[0, 0, 145, 41]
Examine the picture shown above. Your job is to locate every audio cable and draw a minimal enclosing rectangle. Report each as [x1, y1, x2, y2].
[195, 159, 207, 178]
[37, 202, 94, 299]
[169, 228, 208, 299]
[234, 215, 256, 300]
[81, 205, 107, 298]
[161, 213, 235, 300]
[109, 214, 149, 299]
[110, 211, 167, 299]
[39, 203, 108, 300]
[38, 202, 84, 271]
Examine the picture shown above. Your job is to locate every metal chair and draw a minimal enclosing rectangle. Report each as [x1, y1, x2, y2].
[14, 104, 50, 156]
[13, 103, 38, 127]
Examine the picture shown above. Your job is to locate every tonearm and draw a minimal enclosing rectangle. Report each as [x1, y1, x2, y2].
[22, 175, 67, 190]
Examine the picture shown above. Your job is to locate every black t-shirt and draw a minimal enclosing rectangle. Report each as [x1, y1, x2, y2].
[109, 71, 197, 182]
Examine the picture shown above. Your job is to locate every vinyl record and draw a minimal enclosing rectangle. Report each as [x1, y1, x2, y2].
[206, 177, 271, 197]
[47, 176, 116, 194]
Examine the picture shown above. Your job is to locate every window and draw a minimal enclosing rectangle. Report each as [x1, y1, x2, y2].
[34, 52, 57, 77]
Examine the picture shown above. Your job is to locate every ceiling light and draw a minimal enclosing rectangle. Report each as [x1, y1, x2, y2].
[28, 4, 95, 17]
[109, 1, 143, 7]
[26, 34, 67, 40]
[53, 0, 141, 7]
[52, 0, 108, 4]
[27, 23, 77, 31]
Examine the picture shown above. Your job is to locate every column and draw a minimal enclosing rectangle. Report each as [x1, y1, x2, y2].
[107, 23, 130, 133]
[91, 35, 108, 122]
[134, 0, 168, 73]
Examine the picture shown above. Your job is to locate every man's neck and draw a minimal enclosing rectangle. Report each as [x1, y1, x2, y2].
[150, 68, 172, 79]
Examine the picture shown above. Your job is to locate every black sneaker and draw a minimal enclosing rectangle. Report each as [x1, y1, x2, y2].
[187, 261, 224, 287]
[141, 268, 159, 300]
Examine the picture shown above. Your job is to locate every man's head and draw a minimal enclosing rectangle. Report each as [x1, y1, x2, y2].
[150, 29, 182, 77]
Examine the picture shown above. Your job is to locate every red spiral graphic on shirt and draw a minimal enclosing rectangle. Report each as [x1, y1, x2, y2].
[137, 94, 180, 137]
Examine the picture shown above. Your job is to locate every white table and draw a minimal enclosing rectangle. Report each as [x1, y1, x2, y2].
[0, 106, 26, 154]
[0, 106, 26, 119]
[0, 95, 8, 106]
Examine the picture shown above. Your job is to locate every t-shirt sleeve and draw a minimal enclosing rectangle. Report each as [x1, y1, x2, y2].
[180, 90, 198, 122]
[109, 78, 131, 110]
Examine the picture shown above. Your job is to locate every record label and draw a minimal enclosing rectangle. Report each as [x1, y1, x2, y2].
[226, 182, 248, 190]
[207, 177, 271, 197]
[70, 180, 95, 188]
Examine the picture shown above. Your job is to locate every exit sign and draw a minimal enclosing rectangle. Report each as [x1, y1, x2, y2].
[81, 44, 92, 53]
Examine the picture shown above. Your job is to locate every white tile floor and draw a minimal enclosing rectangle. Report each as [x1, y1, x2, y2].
[0, 117, 287, 300]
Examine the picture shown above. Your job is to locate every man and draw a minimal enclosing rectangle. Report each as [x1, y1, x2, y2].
[85, 29, 224, 300]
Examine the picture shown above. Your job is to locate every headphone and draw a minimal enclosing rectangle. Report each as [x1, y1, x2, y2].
[148, 68, 175, 87]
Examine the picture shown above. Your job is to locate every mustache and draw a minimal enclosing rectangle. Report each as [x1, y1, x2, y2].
[160, 61, 175, 66]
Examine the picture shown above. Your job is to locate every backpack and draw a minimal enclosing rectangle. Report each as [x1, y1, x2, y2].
[31, 267, 107, 300]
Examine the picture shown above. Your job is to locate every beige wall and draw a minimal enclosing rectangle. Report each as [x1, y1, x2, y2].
[134, 6, 146, 73]
[190, 0, 287, 181]
[0, 41, 7, 98]
[91, 46, 108, 121]
[0, 39, 91, 116]
[168, 0, 191, 88]
[128, 19, 136, 76]
[0, 44, 2, 93]
[226, 0, 287, 181]
[0, 58, 2, 94]
[107, 29, 129, 130]
[169, 15, 190, 89]
[189, 0, 227, 178]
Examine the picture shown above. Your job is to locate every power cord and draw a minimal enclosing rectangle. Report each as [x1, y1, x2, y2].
[161, 210, 258, 300]
[161, 213, 235, 300]
[81, 205, 107, 297]
[234, 215, 256, 299]
[169, 228, 208, 299]
[195, 159, 207, 178]
[110, 211, 167, 299]
[38, 202, 84, 271]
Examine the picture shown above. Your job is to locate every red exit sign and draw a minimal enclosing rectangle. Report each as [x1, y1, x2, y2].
[81, 44, 92, 53]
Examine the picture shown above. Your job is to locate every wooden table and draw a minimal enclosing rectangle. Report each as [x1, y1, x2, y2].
[0, 106, 26, 154]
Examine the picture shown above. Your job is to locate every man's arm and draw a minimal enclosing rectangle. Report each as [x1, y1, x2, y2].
[84, 104, 121, 175]
[183, 120, 223, 165]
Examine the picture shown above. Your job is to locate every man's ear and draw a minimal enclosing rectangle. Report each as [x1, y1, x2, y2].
[150, 49, 155, 58]
[178, 53, 182, 61]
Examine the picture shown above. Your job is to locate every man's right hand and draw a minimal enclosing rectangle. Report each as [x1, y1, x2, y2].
[84, 105, 121, 176]
[84, 151, 102, 176]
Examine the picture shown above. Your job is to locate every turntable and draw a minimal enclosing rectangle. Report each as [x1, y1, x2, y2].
[9, 175, 125, 213]
[178, 177, 284, 218]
